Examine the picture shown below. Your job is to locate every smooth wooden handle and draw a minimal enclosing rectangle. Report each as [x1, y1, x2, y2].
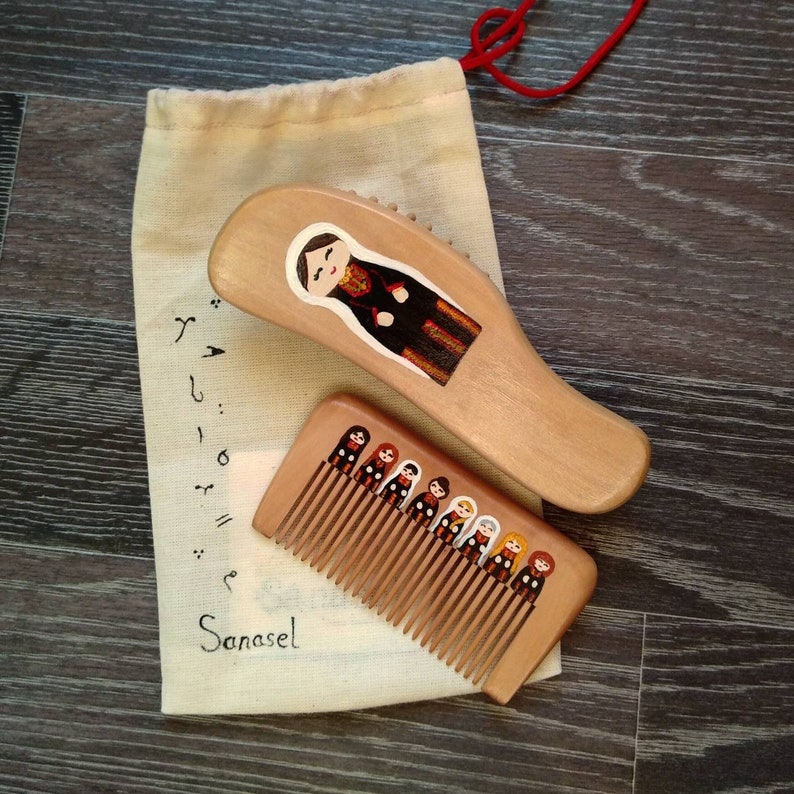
[208, 184, 650, 513]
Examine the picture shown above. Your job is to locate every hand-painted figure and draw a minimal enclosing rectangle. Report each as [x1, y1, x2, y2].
[296, 234, 481, 386]
[482, 532, 528, 583]
[433, 498, 475, 545]
[354, 442, 398, 492]
[405, 476, 450, 528]
[457, 515, 500, 564]
[328, 424, 371, 474]
[510, 550, 555, 605]
[380, 460, 421, 508]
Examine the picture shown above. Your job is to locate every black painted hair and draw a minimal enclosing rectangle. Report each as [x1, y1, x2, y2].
[296, 233, 341, 290]
[337, 424, 371, 447]
[430, 476, 451, 497]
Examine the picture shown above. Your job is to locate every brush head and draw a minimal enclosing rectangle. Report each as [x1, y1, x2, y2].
[209, 183, 650, 512]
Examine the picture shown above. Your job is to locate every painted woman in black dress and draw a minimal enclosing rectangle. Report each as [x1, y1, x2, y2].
[510, 550, 555, 605]
[432, 497, 475, 545]
[353, 442, 398, 492]
[405, 476, 450, 528]
[482, 532, 528, 584]
[295, 233, 481, 386]
[380, 460, 421, 508]
[456, 515, 499, 565]
[327, 425, 370, 474]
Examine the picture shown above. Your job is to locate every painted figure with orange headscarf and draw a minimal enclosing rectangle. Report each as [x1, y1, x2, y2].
[482, 532, 527, 583]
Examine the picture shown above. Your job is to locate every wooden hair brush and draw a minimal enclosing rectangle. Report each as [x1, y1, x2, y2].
[208, 183, 650, 513]
[254, 392, 597, 705]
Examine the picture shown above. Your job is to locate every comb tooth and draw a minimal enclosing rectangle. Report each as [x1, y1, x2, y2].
[423, 564, 482, 651]
[330, 497, 391, 584]
[469, 598, 533, 686]
[308, 486, 371, 573]
[452, 584, 507, 674]
[323, 492, 385, 579]
[298, 475, 359, 562]
[346, 510, 406, 597]
[281, 469, 342, 555]
[373, 528, 435, 616]
[278, 464, 340, 549]
[436, 577, 500, 667]
[382, 534, 446, 624]
[410, 551, 471, 642]
[465, 594, 527, 684]
[373, 529, 436, 616]
[365, 521, 427, 607]
[288, 470, 349, 557]
[358, 515, 417, 605]
[389, 543, 453, 629]
[432, 570, 494, 659]
[401, 544, 462, 636]
[273, 461, 327, 543]
[341, 507, 404, 595]
[459, 588, 519, 675]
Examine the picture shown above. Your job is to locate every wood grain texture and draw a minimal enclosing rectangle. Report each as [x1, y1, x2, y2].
[0, 93, 25, 257]
[0, 1, 791, 162]
[0, 311, 151, 556]
[544, 358, 794, 629]
[634, 616, 794, 793]
[0, 0, 792, 789]
[4, 96, 790, 385]
[484, 140, 794, 387]
[0, 97, 142, 322]
[0, 542, 643, 793]
[468, 1, 794, 164]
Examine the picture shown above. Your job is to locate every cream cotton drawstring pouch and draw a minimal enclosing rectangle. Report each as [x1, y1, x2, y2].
[131, 57, 560, 714]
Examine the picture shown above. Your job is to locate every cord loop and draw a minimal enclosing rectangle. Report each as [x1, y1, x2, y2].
[459, 0, 648, 98]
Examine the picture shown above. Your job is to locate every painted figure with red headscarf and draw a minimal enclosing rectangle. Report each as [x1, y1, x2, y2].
[510, 550, 555, 604]
[354, 442, 398, 492]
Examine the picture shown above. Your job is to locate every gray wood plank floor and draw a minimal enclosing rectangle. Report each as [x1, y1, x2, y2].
[0, 93, 25, 256]
[1, 1, 792, 791]
[1, 1, 792, 161]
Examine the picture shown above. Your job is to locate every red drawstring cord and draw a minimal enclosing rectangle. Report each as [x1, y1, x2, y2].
[459, 0, 648, 98]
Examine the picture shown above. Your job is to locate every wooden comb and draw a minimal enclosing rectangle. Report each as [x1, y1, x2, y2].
[253, 392, 597, 705]
[209, 183, 650, 514]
